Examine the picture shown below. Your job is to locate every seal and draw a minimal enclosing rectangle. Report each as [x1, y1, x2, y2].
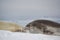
[25, 20, 60, 36]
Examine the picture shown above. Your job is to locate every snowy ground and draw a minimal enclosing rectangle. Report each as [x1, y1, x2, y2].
[0, 30, 60, 40]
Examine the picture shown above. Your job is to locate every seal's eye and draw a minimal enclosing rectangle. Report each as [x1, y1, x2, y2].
[26, 24, 30, 27]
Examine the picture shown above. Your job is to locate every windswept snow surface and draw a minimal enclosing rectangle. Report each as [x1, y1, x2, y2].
[0, 30, 60, 40]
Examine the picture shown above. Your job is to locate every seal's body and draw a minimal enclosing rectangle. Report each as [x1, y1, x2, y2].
[25, 20, 60, 36]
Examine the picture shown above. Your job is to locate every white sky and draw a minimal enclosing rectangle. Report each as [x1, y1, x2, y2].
[0, 0, 60, 20]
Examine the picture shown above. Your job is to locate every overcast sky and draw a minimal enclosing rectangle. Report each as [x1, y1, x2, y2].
[0, 0, 60, 21]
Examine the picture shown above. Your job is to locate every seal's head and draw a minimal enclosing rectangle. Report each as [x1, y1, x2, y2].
[25, 22, 46, 34]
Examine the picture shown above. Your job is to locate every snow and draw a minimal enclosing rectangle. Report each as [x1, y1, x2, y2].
[0, 30, 60, 40]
